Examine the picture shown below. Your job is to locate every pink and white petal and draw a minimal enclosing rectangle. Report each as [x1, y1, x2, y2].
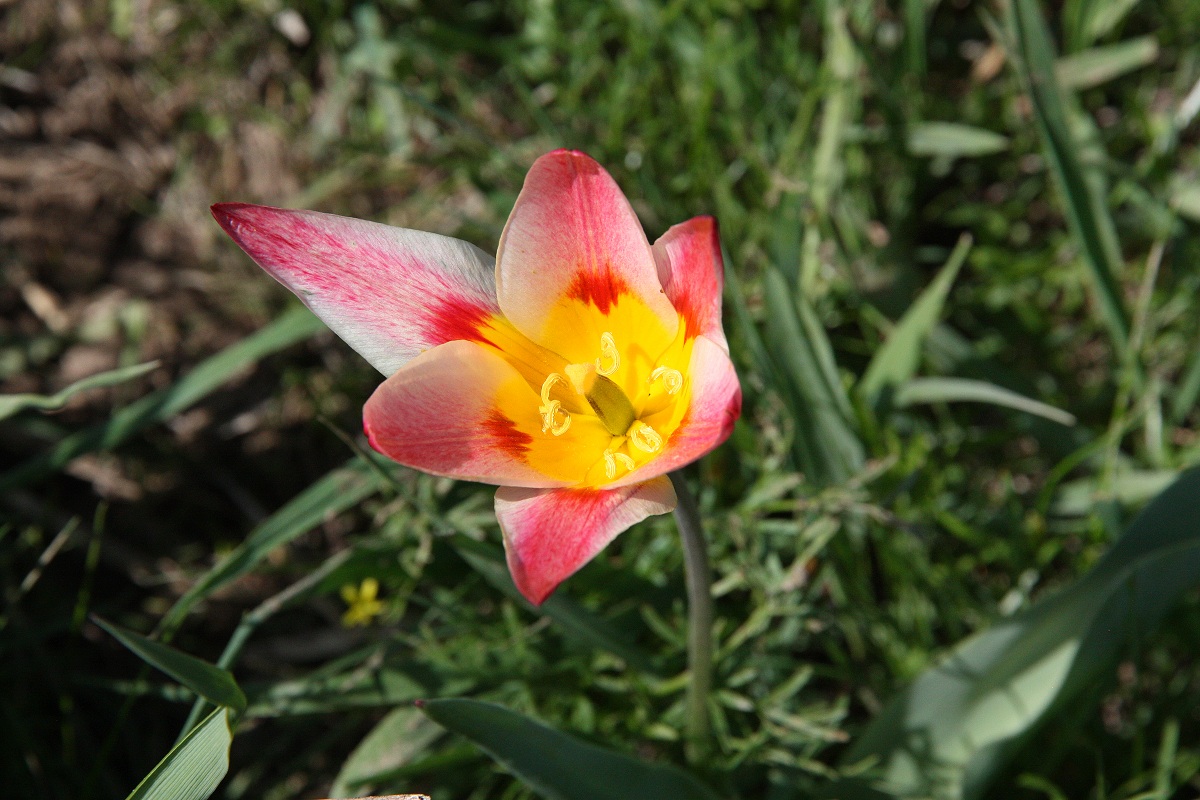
[611, 334, 741, 488]
[495, 150, 679, 347]
[213, 203, 499, 376]
[652, 215, 728, 351]
[364, 340, 569, 488]
[496, 476, 678, 605]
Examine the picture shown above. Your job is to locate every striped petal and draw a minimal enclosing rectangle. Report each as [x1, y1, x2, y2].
[611, 334, 741, 488]
[495, 150, 679, 361]
[212, 203, 500, 376]
[652, 215, 728, 351]
[364, 340, 613, 488]
[496, 477, 677, 604]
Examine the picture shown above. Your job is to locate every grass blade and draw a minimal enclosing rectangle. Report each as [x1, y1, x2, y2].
[0, 306, 324, 491]
[126, 707, 231, 800]
[96, 618, 246, 712]
[1006, 0, 1130, 353]
[895, 376, 1076, 426]
[906, 123, 1008, 158]
[1055, 36, 1158, 91]
[420, 698, 724, 800]
[452, 537, 659, 674]
[0, 361, 159, 421]
[158, 455, 389, 636]
[762, 267, 864, 485]
[329, 706, 443, 797]
[859, 234, 972, 407]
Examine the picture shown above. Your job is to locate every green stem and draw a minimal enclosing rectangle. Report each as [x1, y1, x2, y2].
[670, 470, 714, 763]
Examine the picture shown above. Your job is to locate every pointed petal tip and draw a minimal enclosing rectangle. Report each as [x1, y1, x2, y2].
[210, 201, 253, 224]
[498, 479, 677, 605]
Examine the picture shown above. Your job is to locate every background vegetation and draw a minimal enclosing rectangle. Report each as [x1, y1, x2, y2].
[3, 0, 1200, 798]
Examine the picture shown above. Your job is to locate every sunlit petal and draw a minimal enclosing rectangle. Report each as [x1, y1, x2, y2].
[212, 203, 500, 376]
[496, 476, 677, 604]
[652, 215, 728, 352]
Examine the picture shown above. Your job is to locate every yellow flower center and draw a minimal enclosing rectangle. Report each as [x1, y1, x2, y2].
[534, 331, 679, 481]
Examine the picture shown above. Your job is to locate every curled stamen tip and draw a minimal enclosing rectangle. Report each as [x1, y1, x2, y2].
[596, 331, 620, 376]
[539, 400, 571, 435]
[603, 452, 617, 479]
[628, 421, 663, 453]
[540, 372, 566, 404]
[650, 366, 684, 394]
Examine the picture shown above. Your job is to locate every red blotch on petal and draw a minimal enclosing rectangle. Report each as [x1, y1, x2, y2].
[566, 268, 630, 315]
[483, 409, 533, 460]
[423, 296, 496, 348]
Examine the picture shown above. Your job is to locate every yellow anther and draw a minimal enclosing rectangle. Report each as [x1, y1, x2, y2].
[539, 400, 571, 435]
[603, 450, 637, 480]
[538, 373, 571, 435]
[628, 421, 663, 453]
[650, 366, 684, 395]
[595, 332, 620, 376]
[541, 372, 566, 404]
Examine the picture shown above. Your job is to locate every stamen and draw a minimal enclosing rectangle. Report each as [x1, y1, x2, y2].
[539, 400, 571, 435]
[650, 366, 684, 395]
[603, 450, 638, 479]
[538, 373, 571, 435]
[628, 421, 663, 453]
[595, 332, 620, 376]
[540, 373, 566, 404]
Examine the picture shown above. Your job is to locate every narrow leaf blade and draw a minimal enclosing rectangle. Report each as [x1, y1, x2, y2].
[126, 707, 232, 800]
[1006, 0, 1130, 353]
[895, 376, 1076, 426]
[859, 234, 971, 406]
[96, 618, 246, 712]
[0, 306, 323, 491]
[453, 537, 659, 674]
[0, 361, 158, 421]
[907, 123, 1008, 158]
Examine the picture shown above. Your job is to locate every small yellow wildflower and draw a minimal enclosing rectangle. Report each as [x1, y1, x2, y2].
[340, 577, 384, 627]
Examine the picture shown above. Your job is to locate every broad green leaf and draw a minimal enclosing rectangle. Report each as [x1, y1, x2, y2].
[762, 267, 864, 485]
[0, 306, 323, 491]
[452, 537, 659, 674]
[126, 707, 231, 800]
[1055, 36, 1158, 90]
[96, 618, 246, 712]
[330, 706, 443, 797]
[859, 235, 971, 406]
[1006, 0, 1130, 354]
[906, 123, 1008, 159]
[894, 376, 1076, 426]
[420, 698, 725, 800]
[159, 455, 390, 635]
[836, 467, 1200, 800]
[0, 361, 158, 421]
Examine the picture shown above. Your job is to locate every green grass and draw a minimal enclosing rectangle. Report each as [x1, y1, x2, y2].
[3, 0, 1200, 798]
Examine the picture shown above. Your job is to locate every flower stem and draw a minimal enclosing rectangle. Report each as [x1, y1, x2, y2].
[670, 470, 714, 764]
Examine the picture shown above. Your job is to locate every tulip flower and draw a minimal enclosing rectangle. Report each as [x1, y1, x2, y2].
[212, 150, 740, 604]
